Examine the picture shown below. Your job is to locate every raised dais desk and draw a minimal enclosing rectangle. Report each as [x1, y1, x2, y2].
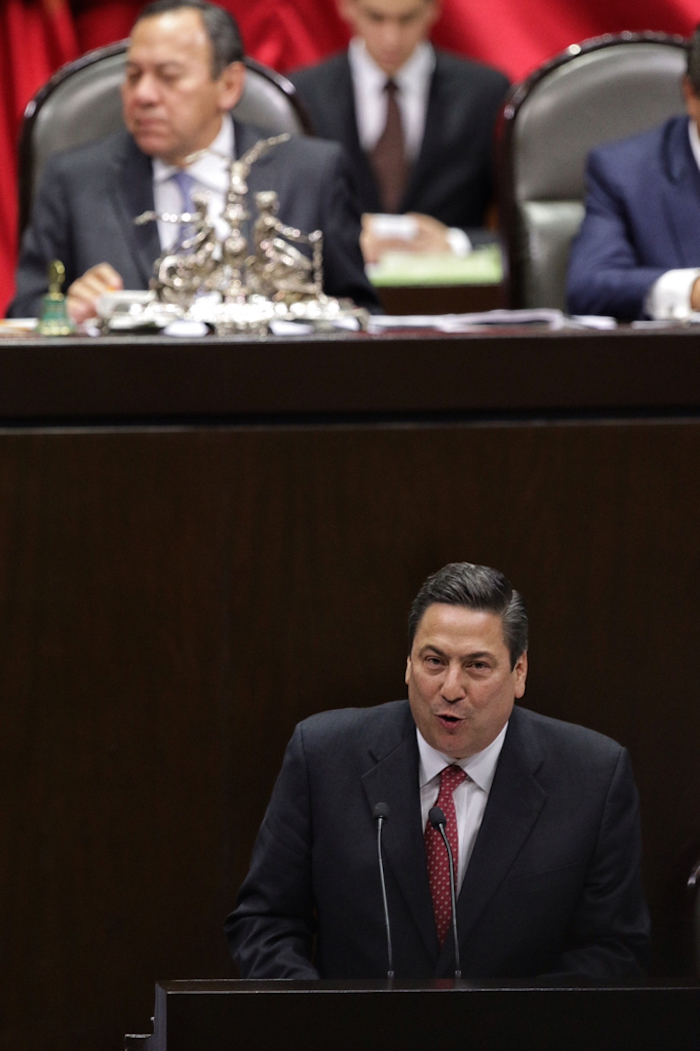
[2, 325, 700, 1051]
[0, 323, 698, 422]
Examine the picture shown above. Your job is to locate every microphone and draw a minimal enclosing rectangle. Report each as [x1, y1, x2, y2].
[428, 806, 461, 978]
[372, 801, 394, 979]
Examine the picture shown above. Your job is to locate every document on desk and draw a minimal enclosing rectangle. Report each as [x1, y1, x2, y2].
[367, 308, 592, 332]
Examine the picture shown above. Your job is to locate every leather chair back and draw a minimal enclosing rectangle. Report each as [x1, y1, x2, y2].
[19, 41, 310, 234]
[497, 34, 688, 310]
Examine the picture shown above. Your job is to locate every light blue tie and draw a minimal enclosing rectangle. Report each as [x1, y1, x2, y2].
[171, 169, 197, 245]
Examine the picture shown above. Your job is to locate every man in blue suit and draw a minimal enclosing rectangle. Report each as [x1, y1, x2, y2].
[567, 27, 700, 321]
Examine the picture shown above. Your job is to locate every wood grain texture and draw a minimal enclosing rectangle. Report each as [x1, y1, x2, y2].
[0, 417, 699, 1051]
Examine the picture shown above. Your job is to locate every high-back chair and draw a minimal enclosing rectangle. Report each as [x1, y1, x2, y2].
[497, 33, 688, 310]
[18, 40, 310, 234]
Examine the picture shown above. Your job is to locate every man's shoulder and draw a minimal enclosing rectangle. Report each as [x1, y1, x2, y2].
[590, 114, 686, 169]
[281, 130, 344, 164]
[296, 700, 411, 744]
[289, 47, 509, 95]
[237, 120, 343, 166]
[288, 50, 350, 90]
[433, 48, 510, 90]
[42, 128, 137, 176]
[511, 705, 625, 763]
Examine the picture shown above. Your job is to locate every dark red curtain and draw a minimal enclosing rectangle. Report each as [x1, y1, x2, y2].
[1, 0, 78, 315]
[3, 0, 700, 315]
[68, 0, 700, 78]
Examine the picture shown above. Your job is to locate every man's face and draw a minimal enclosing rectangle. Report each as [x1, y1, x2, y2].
[122, 8, 244, 166]
[405, 603, 527, 759]
[340, 0, 439, 76]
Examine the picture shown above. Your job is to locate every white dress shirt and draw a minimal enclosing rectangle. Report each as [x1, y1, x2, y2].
[644, 118, 700, 320]
[348, 37, 434, 162]
[347, 38, 470, 255]
[417, 722, 507, 893]
[152, 118, 234, 251]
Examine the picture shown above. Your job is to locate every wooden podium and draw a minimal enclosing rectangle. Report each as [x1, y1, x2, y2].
[130, 979, 700, 1051]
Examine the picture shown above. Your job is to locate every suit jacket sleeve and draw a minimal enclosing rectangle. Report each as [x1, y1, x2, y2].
[312, 142, 382, 313]
[225, 722, 320, 979]
[566, 150, 667, 321]
[539, 746, 650, 980]
[8, 131, 157, 319]
[9, 152, 76, 318]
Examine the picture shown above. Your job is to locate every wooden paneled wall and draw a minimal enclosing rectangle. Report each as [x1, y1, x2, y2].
[1, 418, 699, 1051]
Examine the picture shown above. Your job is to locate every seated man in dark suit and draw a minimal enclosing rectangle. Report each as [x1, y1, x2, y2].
[567, 26, 700, 321]
[288, 0, 509, 263]
[8, 0, 379, 321]
[226, 561, 650, 981]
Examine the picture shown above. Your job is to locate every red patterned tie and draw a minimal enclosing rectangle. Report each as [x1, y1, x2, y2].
[425, 765, 467, 946]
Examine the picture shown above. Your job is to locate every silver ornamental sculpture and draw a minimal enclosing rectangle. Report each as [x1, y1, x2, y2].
[128, 134, 368, 334]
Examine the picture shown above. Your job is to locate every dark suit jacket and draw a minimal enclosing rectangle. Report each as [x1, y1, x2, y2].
[8, 120, 380, 318]
[226, 701, 650, 980]
[567, 115, 700, 320]
[289, 50, 510, 232]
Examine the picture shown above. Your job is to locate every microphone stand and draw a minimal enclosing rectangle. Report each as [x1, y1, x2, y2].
[429, 806, 461, 979]
[373, 802, 395, 980]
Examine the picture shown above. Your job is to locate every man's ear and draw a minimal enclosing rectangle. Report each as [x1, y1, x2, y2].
[514, 651, 528, 700]
[218, 61, 246, 111]
[338, 0, 358, 31]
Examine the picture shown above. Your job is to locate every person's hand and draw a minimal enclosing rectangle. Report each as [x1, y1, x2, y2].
[66, 263, 124, 324]
[361, 212, 452, 264]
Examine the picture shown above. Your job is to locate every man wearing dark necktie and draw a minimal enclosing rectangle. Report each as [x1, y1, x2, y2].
[368, 79, 408, 214]
[424, 764, 466, 945]
[289, 0, 510, 262]
[227, 561, 650, 981]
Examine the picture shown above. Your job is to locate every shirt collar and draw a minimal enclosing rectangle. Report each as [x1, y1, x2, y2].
[152, 117, 234, 187]
[416, 720, 508, 794]
[348, 36, 435, 97]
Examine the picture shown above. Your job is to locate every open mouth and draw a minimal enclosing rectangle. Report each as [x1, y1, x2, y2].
[437, 713, 462, 725]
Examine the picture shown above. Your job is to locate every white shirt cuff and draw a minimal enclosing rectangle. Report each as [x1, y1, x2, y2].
[645, 269, 700, 320]
[446, 227, 472, 257]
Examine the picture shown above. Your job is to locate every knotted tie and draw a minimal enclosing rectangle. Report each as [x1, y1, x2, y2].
[425, 764, 467, 946]
[369, 79, 409, 213]
[171, 169, 197, 246]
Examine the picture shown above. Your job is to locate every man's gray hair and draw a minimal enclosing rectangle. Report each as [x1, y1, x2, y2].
[408, 561, 528, 668]
[136, 0, 244, 77]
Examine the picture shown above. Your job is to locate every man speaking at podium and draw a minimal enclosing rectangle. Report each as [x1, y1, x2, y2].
[226, 562, 650, 980]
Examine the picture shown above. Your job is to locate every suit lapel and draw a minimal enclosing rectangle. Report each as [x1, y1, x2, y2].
[334, 56, 364, 158]
[449, 709, 547, 958]
[401, 57, 444, 211]
[334, 57, 383, 212]
[111, 134, 159, 285]
[233, 117, 265, 160]
[659, 116, 700, 267]
[361, 710, 437, 962]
